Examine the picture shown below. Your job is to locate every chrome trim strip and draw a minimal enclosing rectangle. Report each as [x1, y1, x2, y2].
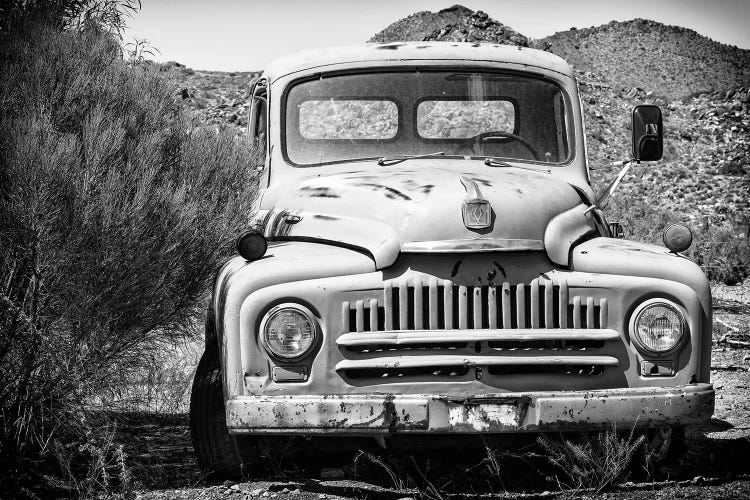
[335, 354, 619, 371]
[401, 238, 544, 253]
[336, 328, 620, 346]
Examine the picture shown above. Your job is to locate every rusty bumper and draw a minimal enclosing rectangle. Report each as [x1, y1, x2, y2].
[226, 383, 714, 434]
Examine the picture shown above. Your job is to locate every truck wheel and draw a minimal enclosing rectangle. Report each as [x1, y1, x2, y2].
[190, 341, 251, 478]
[646, 426, 685, 466]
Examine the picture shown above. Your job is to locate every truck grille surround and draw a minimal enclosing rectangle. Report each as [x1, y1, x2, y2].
[338, 277, 616, 382]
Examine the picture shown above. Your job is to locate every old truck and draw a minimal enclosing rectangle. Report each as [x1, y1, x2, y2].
[189, 42, 714, 476]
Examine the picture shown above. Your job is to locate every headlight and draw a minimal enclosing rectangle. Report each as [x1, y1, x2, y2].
[260, 304, 317, 360]
[630, 299, 686, 354]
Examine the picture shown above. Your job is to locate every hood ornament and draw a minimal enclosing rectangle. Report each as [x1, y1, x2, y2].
[460, 177, 492, 230]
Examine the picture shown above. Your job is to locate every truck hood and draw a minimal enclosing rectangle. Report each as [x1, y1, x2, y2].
[256, 163, 582, 268]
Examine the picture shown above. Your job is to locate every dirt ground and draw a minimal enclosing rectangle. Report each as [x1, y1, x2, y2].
[125, 305, 750, 500]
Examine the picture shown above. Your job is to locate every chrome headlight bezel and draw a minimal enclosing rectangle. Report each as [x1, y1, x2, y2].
[259, 303, 319, 361]
[629, 298, 687, 355]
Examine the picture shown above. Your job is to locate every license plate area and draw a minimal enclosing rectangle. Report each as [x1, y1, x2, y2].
[436, 397, 530, 432]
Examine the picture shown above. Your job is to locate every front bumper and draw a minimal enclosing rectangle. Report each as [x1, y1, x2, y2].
[226, 383, 714, 434]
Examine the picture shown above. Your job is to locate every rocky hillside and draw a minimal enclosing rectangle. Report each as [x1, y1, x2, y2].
[541, 19, 750, 101]
[158, 61, 260, 129]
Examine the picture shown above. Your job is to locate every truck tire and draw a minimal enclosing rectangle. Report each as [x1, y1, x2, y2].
[190, 341, 249, 479]
[646, 425, 686, 466]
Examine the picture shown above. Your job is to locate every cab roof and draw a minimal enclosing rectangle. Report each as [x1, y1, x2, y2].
[264, 42, 575, 82]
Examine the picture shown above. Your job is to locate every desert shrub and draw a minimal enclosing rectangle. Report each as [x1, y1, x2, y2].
[689, 223, 750, 286]
[538, 428, 646, 493]
[0, 5, 260, 495]
[606, 197, 749, 285]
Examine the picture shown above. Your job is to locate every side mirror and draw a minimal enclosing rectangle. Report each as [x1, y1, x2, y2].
[632, 105, 663, 161]
[608, 222, 624, 239]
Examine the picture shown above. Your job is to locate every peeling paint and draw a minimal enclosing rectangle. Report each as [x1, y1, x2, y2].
[298, 186, 341, 198]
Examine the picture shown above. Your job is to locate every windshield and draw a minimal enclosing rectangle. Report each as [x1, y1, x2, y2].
[283, 70, 572, 167]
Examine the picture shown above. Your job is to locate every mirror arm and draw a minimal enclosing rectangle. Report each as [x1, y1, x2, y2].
[583, 159, 639, 215]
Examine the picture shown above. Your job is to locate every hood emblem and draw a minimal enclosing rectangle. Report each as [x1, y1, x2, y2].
[460, 177, 492, 230]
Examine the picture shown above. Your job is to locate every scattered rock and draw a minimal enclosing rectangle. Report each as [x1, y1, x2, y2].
[320, 467, 345, 479]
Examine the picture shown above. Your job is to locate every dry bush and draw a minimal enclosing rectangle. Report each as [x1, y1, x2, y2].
[537, 427, 646, 494]
[94, 337, 203, 413]
[606, 196, 750, 285]
[0, 5, 260, 495]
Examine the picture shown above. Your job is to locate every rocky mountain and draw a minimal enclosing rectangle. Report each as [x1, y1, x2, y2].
[369, 5, 529, 46]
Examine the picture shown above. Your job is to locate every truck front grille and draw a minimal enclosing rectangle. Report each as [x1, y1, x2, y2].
[341, 277, 608, 333]
[337, 277, 617, 383]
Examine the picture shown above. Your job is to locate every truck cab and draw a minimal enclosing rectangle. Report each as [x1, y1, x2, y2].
[190, 42, 714, 476]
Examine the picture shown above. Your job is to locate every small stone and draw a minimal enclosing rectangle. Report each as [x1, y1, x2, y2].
[320, 467, 345, 479]
[250, 489, 264, 497]
[281, 488, 289, 494]
[692, 475, 705, 485]
[262, 493, 269, 498]
[231, 485, 241, 491]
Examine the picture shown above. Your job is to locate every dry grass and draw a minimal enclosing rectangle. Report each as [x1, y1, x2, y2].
[537, 426, 646, 494]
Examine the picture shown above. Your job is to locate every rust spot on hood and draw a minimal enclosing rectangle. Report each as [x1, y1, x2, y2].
[374, 43, 404, 50]
[298, 186, 340, 198]
[359, 183, 411, 201]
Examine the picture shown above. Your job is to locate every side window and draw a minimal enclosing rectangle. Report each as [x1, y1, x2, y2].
[248, 79, 268, 156]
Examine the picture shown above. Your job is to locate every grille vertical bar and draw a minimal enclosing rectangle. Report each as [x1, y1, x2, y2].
[399, 281, 408, 330]
[600, 298, 608, 328]
[443, 280, 453, 329]
[473, 287, 482, 329]
[369, 299, 378, 332]
[342, 301, 350, 332]
[559, 280, 568, 329]
[384, 283, 393, 330]
[428, 278, 439, 330]
[488, 286, 498, 328]
[573, 296, 582, 329]
[413, 276, 424, 330]
[544, 279, 554, 329]
[355, 300, 365, 332]
[516, 284, 526, 328]
[501, 282, 511, 328]
[458, 286, 468, 329]
[530, 280, 540, 328]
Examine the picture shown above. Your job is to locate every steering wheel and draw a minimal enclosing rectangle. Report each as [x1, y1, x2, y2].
[452, 131, 541, 161]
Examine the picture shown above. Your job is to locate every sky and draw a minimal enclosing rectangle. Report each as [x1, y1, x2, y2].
[124, 0, 750, 71]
